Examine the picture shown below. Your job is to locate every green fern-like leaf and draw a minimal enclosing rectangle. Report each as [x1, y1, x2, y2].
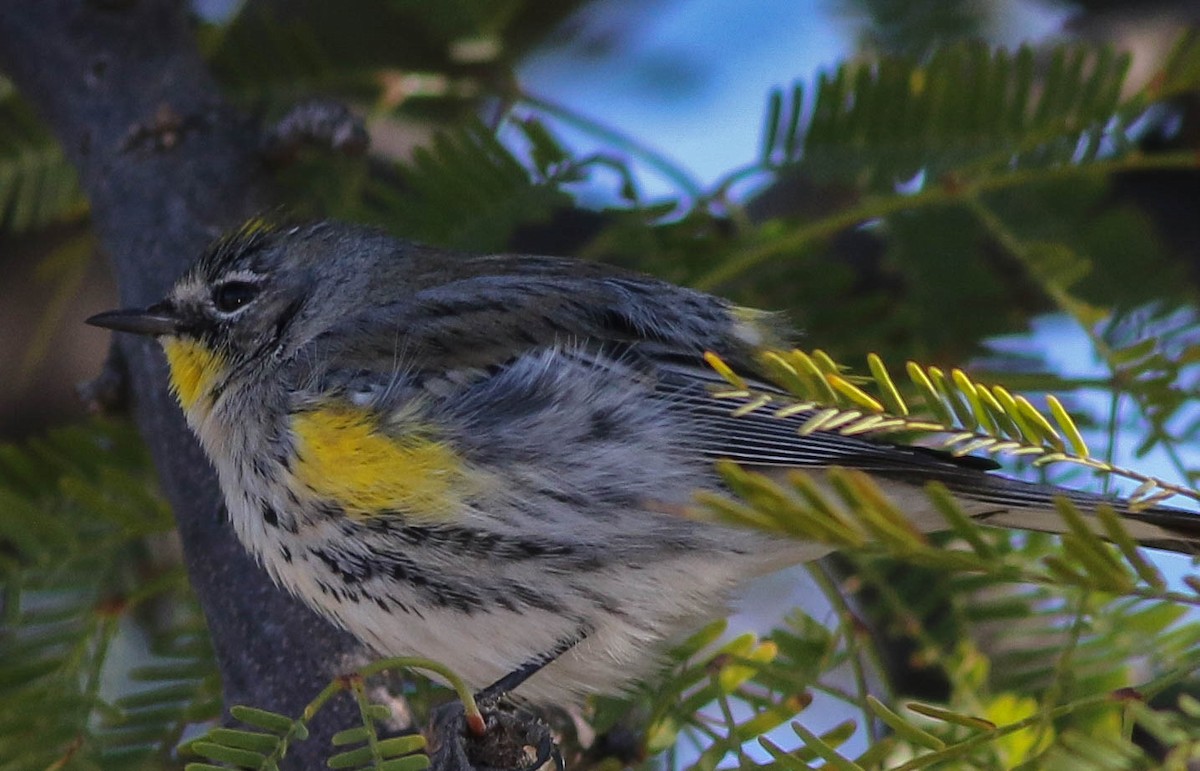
[185, 653, 499, 769]
[761, 41, 1142, 193]
[202, 0, 583, 110]
[0, 96, 86, 233]
[186, 705, 309, 770]
[327, 680, 428, 771]
[204, 7, 379, 107]
[96, 609, 222, 765]
[0, 420, 216, 770]
[591, 614, 857, 769]
[360, 119, 576, 252]
[697, 352, 1200, 768]
[707, 348, 1200, 510]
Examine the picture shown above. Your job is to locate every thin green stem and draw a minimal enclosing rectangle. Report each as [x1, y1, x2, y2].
[357, 656, 482, 729]
[517, 91, 705, 202]
[82, 615, 118, 710]
[891, 651, 1200, 771]
[721, 653, 829, 696]
[1156, 431, 1194, 491]
[809, 680, 866, 707]
[808, 563, 881, 744]
[683, 713, 727, 747]
[712, 678, 752, 767]
[694, 151, 1198, 291]
[965, 193, 1199, 491]
[349, 677, 384, 766]
[1120, 699, 1136, 745]
[934, 550, 1200, 610]
[1029, 590, 1090, 752]
[252, 655, 484, 768]
[1102, 388, 1121, 498]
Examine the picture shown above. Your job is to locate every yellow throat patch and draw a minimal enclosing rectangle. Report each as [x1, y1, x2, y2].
[162, 338, 227, 414]
[290, 405, 465, 520]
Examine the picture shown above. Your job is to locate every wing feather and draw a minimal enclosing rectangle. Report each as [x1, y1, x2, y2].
[651, 361, 1200, 548]
[280, 245, 1200, 552]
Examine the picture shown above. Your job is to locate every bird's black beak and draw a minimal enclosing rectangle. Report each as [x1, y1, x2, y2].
[86, 301, 181, 337]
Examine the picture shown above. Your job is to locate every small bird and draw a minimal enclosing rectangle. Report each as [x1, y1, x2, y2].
[88, 219, 1199, 704]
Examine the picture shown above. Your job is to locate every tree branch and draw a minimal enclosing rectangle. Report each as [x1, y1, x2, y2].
[0, 1, 364, 766]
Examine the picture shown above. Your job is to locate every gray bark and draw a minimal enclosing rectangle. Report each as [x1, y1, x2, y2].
[0, 1, 365, 766]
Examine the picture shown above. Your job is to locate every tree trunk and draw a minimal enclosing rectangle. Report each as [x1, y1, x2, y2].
[0, 2, 365, 766]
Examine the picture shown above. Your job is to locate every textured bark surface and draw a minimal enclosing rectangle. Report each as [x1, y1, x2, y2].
[0, 2, 366, 766]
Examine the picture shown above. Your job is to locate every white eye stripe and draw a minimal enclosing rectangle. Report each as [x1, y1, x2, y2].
[219, 269, 263, 285]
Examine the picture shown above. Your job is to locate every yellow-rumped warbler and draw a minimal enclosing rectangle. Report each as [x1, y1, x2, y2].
[88, 219, 1198, 704]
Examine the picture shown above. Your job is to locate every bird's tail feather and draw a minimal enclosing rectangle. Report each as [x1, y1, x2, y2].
[898, 472, 1200, 555]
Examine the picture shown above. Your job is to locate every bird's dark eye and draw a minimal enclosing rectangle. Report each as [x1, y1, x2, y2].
[212, 281, 260, 313]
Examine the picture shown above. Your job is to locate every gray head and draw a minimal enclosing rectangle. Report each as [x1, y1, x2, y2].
[86, 220, 406, 371]
[89, 218, 793, 382]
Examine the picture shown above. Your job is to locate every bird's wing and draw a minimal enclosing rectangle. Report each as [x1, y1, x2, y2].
[302, 256, 791, 377]
[287, 259, 1200, 552]
[651, 360, 1200, 552]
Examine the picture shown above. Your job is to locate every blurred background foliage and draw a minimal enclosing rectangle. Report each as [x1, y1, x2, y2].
[4, 0, 1200, 768]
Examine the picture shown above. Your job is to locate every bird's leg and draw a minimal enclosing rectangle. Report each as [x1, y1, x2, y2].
[475, 630, 588, 704]
[446, 633, 586, 771]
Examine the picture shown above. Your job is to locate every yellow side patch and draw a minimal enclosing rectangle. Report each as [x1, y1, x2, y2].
[291, 405, 464, 520]
[162, 338, 227, 414]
